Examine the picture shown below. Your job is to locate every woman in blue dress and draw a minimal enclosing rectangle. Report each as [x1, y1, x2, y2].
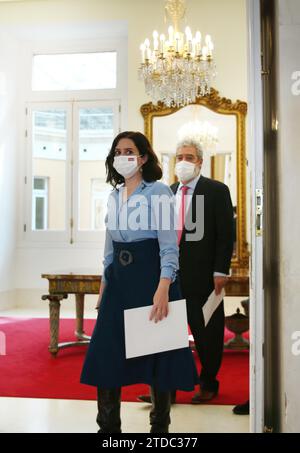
[81, 131, 197, 433]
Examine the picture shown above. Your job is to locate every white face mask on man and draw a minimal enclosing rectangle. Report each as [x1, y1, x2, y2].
[175, 160, 199, 182]
[113, 155, 141, 179]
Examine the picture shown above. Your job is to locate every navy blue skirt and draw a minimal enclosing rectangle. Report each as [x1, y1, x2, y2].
[80, 238, 198, 391]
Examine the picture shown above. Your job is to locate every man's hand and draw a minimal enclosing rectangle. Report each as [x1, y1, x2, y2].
[214, 276, 228, 295]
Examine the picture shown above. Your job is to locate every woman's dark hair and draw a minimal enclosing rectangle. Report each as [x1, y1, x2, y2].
[105, 131, 162, 188]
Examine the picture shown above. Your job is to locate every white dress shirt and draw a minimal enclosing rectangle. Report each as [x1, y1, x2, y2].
[175, 173, 227, 278]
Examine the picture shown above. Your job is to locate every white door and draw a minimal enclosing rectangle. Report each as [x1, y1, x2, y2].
[247, 0, 265, 433]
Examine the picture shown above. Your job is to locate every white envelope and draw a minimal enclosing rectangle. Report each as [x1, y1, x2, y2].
[124, 299, 189, 359]
[202, 288, 225, 327]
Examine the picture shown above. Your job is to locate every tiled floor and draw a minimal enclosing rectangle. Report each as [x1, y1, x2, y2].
[0, 300, 249, 433]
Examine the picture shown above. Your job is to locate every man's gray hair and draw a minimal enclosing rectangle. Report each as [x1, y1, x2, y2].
[176, 138, 204, 160]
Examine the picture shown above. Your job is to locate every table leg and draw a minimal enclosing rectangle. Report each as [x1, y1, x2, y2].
[75, 294, 91, 341]
[48, 297, 61, 356]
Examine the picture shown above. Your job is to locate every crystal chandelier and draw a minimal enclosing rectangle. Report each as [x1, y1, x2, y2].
[138, 0, 216, 108]
[178, 120, 219, 155]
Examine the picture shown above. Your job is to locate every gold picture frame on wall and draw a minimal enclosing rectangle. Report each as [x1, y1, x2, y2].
[140, 88, 249, 275]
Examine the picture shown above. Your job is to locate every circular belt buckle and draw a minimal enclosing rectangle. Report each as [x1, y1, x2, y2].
[119, 250, 133, 266]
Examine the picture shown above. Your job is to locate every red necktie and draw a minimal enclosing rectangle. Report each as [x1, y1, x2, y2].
[177, 185, 189, 244]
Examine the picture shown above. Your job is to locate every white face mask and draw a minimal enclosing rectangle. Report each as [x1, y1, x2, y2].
[113, 155, 141, 179]
[175, 160, 198, 182]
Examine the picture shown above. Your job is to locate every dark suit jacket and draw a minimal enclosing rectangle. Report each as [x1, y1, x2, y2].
[171, 176, 234, 298]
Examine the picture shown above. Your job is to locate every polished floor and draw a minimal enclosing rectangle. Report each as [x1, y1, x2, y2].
[0, 397, 249, 433]
[0, 299, 249, 433]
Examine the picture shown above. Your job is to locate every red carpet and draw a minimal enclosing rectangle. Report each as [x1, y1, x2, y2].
[0, 317, 249, 405]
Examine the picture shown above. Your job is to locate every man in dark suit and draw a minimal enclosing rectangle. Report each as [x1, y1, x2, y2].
[138, 137, 234, 403]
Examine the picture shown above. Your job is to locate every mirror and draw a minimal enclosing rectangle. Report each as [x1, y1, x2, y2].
[141, 88, 249, 276]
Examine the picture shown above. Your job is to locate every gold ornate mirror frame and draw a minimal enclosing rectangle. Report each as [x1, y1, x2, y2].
[141, 88, 249, 275]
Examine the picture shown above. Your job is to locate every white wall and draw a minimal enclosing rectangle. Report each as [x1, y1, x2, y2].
[277, 0, 300, 433]
[0, 0, 248, 129]
[0, 32, 19, 308]
[0, 0, 248, 307]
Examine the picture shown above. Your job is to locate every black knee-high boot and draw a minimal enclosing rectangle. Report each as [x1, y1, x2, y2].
[97, 387, 122, 433]
[149, 387, 171, 433]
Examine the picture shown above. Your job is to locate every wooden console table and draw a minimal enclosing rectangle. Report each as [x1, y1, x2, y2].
[42, 270, 249, 356]
[42, 272, 101, 356]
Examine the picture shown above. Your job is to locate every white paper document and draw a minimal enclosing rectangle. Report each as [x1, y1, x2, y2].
[124, 299, 189, 359]
[202, 288, 225, 327]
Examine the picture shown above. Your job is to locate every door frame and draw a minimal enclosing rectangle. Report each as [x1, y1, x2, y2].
[247, 0, 265, 433]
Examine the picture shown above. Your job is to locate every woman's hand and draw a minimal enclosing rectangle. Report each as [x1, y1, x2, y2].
[149, 278, 171, 323]
[95, 281, 106, 310]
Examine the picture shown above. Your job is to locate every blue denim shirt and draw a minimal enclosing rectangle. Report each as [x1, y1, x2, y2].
[102, 179, 179, 283]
